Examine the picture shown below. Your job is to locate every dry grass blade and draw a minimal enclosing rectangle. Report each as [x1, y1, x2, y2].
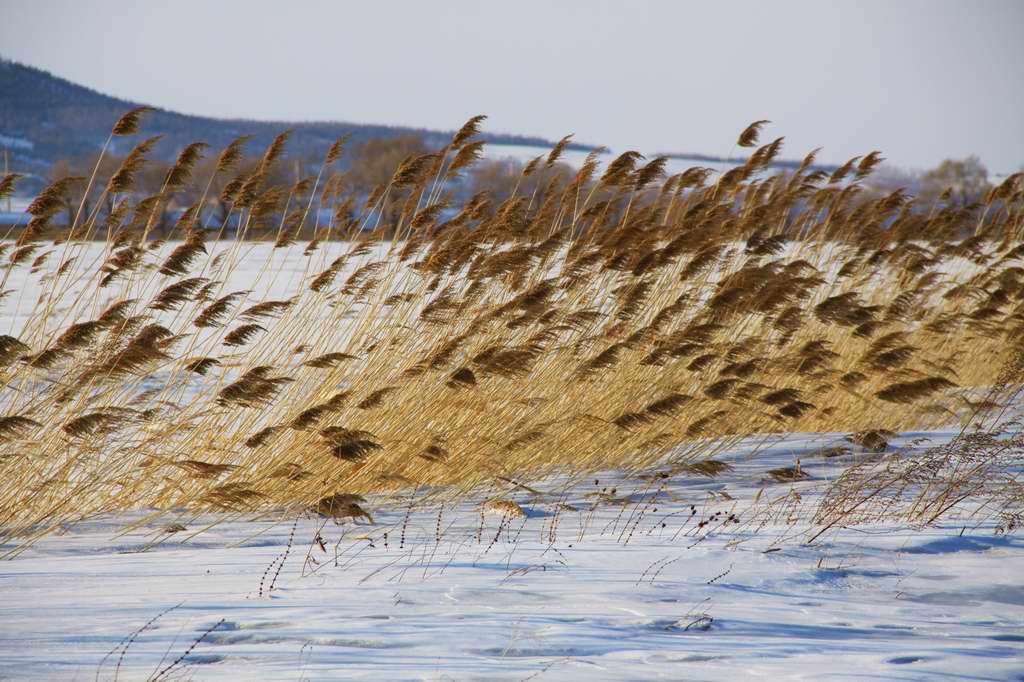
[677, 460, 734, 477]
[446, 367, 477, 389]
[645, 393, 692, 418]
[546, 134, 574, 167]
[240, 300, 294, 321]
[766, 465, 809, 482]
[324, 428, 382, 462]
[313, 493, 373, 521]
[151, 277, 208, 312]
[216, 135, 253, 172]
[245, 425, 281, 448]
[0, 173, 21, 200]
[737, 120, 770, 148]
[303, 352, 357, 369]
[875, 377, 957, 404]
[0, 416, 41, 441]
[324, 133, 352, 165]
[176, 460, 239, 479]
[847, 430, 892, 452]
[107, 135, 163, 193]
[357, 387, 398, 410]
[225, 326, 268, 351]
[452, 115, 487, 148]
[217, 367, 293, 408]
[0, 335, 32, 366]
[159, 242, 207, 277]
[194, 292, 247, 328]
[63, 411, 132, 439]
[184, 357, 220, 375]
[111, 106, 155, 136]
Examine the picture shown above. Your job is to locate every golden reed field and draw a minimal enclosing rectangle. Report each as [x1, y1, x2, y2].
[2, 109, 1023, 549]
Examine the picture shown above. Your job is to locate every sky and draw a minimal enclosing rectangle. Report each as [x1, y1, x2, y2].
[1, 0, 1022, 174]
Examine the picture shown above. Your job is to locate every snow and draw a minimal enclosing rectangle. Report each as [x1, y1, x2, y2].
[1, 429, 1022, 681]
[0, 240, 394, 336]
[481, 143, 743, 177]
[0, 134, 34, 151]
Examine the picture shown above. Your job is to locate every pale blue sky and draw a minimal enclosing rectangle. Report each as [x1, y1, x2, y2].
[1, 0, 1021, 173]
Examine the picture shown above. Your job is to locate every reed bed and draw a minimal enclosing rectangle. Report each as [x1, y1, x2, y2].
[1, 110, 1022, 546]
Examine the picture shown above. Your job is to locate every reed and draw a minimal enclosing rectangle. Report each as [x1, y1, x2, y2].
[1, 110, 1022, 547]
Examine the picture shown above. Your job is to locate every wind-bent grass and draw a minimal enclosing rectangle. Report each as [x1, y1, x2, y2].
[1, 109, 1022, 548]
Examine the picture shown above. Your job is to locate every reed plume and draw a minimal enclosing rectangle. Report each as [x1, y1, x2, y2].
[1, 107, 1021, 548]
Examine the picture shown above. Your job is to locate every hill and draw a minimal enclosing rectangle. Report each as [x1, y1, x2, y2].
[0, 59, 583, 189]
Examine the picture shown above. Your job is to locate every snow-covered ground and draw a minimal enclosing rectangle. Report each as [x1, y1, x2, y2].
[2, 430, 1022, 681]
[482, 143, 742, 178]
